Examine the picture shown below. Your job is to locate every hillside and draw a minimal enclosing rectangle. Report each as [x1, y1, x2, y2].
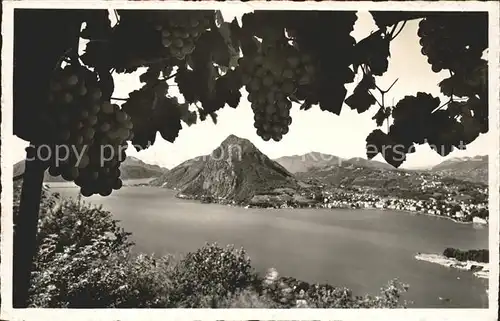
[296, 162, 416, 189]
[13, 156, 168, 182]
[297, 155, 488, 202]
[431, 155, 488, 184]
[150, 134, 299, 203]
[119, 156, 168, 180]
[344, 157, 395, 170]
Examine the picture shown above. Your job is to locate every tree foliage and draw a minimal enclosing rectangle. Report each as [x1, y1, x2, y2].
[442, 248, 489, 263]
[13, 10, 489, 195]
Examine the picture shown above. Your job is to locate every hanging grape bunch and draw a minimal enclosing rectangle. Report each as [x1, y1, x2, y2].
[46, 64, 134, 197]
[239, 41, 315, 142]
[417, 14, 487, 73]
[153, 11, 213, 61]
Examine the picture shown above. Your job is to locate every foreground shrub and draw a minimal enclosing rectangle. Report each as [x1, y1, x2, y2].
[260, 268, 410, 308]
[30, 244, 174, 307]
[35, 196, 133, 266]
[167, 243, 261, 307]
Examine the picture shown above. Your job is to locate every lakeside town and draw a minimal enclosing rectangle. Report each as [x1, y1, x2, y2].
[315, 188, 489, 224]
[177, 179, 489, 225]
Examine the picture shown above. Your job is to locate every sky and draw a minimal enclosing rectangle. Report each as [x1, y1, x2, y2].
[10, 10, 492, 169]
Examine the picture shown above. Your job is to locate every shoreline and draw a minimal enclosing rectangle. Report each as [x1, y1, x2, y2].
[364, 207, 484, 226]
[48, 183, 488, 226]
[180, 192, 488, 226]
[415, 253, 489, 280]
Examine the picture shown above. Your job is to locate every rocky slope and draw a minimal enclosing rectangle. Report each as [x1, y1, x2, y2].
[13, 156, 168, 182]
[150, 135, 299, 203]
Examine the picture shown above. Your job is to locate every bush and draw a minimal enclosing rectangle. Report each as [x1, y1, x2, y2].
[30, 245, 174, 307]
[443, 247, 489, 263]
[167, 243, 261, 307]
[35, 196, 133, 266]
[259, 269, 410, 308]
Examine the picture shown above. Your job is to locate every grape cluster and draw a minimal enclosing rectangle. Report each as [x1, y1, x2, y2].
[417, 15, 488, 73]
[46, 65, 134, 196]
[239, 46, 315, 141]
[389, 92, 441, 147]
[153, 11, 212, 60]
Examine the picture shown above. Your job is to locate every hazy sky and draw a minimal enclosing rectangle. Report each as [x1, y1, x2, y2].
[11, 10, 492, 169]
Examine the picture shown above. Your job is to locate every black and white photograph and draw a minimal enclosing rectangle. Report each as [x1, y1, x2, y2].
[1, 1, 499, 320]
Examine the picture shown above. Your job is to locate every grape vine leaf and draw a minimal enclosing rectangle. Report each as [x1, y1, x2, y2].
[365, 129, 389, 159]
[175, 68, 200, 104]
[229, 18, 242, 50]
[177, 103, 197, 126]
[215, 10, 224, 27]
[238, 13, 261, 56]
[80, 10, 112, 40]
[460, 113, 482, 144]
[300, 99, 313, 111]
[447, 101, 471, 118]
[467, 96, 488, 134]
[345, 75, 377, 114]
[372, 107, 389, 126]
[318, 85, 347, 115]
[207, 30, 232, 68]
[139, 66, 161, 84]
[209, 112, 218, 125]
[158, 98, 182, 143]
[370, 12, 429, 29]
[439, 75, 476, 98]
[97, 69, 115, 101]
[352, 30, 390, 76]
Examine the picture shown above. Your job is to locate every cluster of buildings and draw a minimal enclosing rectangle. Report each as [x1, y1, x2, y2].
[317, 188, 489, 223]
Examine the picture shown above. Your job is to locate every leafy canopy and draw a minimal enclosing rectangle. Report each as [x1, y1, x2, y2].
[14, 10, 488, 170]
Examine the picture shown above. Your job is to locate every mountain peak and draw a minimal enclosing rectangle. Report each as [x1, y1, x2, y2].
[218, 135, 257, 156]
[221, 134, 250, 146]
[151, 136, 296, 202]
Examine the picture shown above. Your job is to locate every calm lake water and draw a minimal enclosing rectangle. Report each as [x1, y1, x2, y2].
[48, 181, 489, 308]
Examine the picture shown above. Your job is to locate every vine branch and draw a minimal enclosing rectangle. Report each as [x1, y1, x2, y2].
[389, 20, 407, 41]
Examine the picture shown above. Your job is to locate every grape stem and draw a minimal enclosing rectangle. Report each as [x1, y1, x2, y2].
[433, 96, 454, 113]
[433, 71, 454, 113]
[113, 10, 120, 24]
[368, 90, 383, 109]
[149, 72, 179, 91]
[388, 20, 407, 41]
[375, 78, 399, 95]
[52, 47, 78, 72]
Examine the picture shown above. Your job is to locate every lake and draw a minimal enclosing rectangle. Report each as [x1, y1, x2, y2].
[47, 181, 489, 308]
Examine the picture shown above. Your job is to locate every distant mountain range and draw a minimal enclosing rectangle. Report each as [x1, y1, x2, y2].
[150, 134, 298, 202]
[274, 153, 394, 173]
[13, 156, 168, 182]
[430, 155, 488, 184]
[275, 152, 488, 185]
[150, 135, 487, 205]
[12, 136, 488, 200]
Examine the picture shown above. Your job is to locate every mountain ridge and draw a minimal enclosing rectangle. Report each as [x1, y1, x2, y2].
[13, 156, 168, 182]
[276, 152, 487, 185]
[150, 135, 299, 203]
